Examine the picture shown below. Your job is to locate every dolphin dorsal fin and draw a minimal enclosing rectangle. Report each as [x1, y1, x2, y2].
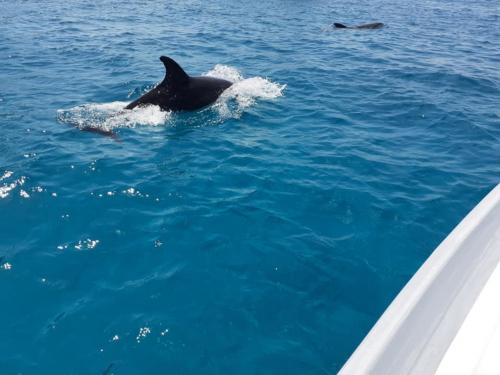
[159, 56, 190, 87]
[334, 23, 348, 28]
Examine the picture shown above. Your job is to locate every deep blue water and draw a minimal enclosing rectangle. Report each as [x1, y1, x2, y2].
[1, 0, 499, 373]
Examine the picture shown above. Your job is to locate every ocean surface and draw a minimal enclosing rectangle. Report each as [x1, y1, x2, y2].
[1, 0, 499, 373]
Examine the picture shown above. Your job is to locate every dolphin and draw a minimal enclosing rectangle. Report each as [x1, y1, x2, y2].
[125, 56, 233, 112]
[334, 22, 384, 29]
[80, 126, 121, 141]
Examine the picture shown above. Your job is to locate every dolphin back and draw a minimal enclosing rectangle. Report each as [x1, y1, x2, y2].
[333, 22, 384, 29]
[355, 22, 384, 29]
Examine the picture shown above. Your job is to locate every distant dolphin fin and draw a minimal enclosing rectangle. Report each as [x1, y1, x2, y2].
[334, 23, 348, 28]
[159, 56, 190, 87]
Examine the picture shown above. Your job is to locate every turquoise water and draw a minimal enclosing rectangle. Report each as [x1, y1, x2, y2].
[1, 0, 499, 373]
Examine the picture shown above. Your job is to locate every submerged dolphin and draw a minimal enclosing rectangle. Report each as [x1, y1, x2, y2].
[334, 22, 384, 29]
[125, 56, 232, 111]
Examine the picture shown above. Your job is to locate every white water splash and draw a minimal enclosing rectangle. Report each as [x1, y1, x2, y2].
[136, 327, 151, 343]
[206, 64, 286, 119]
[1, 171, 13, 181]
[1, 262, 12, 271]
[205, 64, 244, 82]
[0, 171, 26, 199]
[74, 238, 100, 250]
[57, 101, 170, 132]
[57, 65, 285, 131]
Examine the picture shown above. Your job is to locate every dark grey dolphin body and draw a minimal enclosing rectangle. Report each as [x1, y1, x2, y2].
[334, 22, 384, 29]
[125, 56, 232, 112]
